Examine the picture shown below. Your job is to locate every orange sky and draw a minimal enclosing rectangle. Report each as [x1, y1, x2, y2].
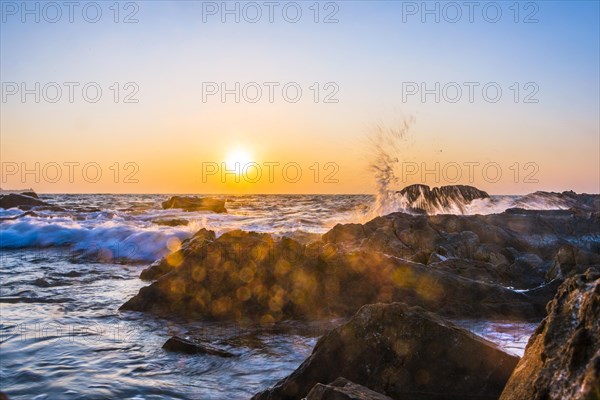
[1, 2, 599, 195]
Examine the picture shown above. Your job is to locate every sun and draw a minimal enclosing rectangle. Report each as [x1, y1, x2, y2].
[224, 148, 254, 173]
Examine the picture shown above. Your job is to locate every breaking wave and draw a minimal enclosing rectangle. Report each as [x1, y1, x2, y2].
[0, 216, 196, 262]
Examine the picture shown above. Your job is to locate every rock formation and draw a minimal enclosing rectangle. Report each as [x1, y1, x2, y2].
[0, 192, 48, 210]
[252, 303, 519, 400]
[122, 208, 600, 322]
[305, 378, 393, 400]
[162, 336, 235, 357]
[397, 184, 489, 214]
[499, 269, 600, 400]
[161, 196, 227, 213]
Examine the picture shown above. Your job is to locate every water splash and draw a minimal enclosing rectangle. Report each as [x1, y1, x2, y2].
[366, 117, 415, 218]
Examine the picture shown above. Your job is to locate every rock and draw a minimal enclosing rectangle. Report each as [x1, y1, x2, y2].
[139, 228, 216, 281]
[162, 336, 235, 357]
[0, 193, 48, 210]
[121, 228, 542, 321]
[153, 218, 189, 226]
[0, 392, 10, 400]
[252, 302, 519, 400]
[397, 184, 489, 214]
[427, 251, 446, 264]
[162, 196, 226, 213]
[20, 191, 38, 199]
[546, 245, 600, 281]
[515, 190, 600, 214]
[0, 211, 38, 220]
[496, 253, 547, 290]
[499, 269, 600, 400]
[122, 207, 600, 321]
[305, 378, 393, 400]
[426, 258, 500, 284]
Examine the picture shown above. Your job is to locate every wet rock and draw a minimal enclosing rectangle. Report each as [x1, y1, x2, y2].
[546, 245, 600, 280]
[153, 218, 189, 226]
[0, 211, 38, 220]
[500, 269, 600, 400]
[305, 378, 393, 400]
[121, 228, 542, 321]
[162, 196, 226, 213]
[322, 223, 366, 245]
[61, 270, 83, 278]
[162, 335, 235, 357]
[427, 252, 446, 264]
[0, 193, 48, 210]
[139, 228, 216, 281]
[122, 207, 600, 321]
[253, 302, 519, 400]
[516, 190, 600, 213]
[426, 258, 499, 284]
[0, 391, 10, 400]
[31, 278, 51, 287]
[496, 253, 547, 290]
[20, 191, 38, 199]
[397, 184, 489, 214]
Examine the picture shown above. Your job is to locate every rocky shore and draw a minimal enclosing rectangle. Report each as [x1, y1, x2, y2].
[116, 185, 600, 399]
[4, 186, 598, 399]
[121, 199, 599, 322]
[254, 271, 599, 400]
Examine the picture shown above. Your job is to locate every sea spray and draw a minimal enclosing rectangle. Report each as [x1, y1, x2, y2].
[365, 116, 415, 219]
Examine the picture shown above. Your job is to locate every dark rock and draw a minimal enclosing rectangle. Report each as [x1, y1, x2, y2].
[139, 229, 216, 281]
[496, 253, 547, 290]
[515, 191, 600, 214]
[122, 208, 600, 321]
[121, 228, 542, 321]
[60, 270, 83, 278]
[426, 258, 500, 284]
[0, 193, 48, 210]
[0, 391, 10, 400]
[322, 223, 366, 245]
[427, 252, 446, 264]
[162, 196, 226, 213]
[0, 211, 38, 221]
[397, 184, 489, 214]
[162, 335, 235, 357]
[305, 378, 393, 400]
[153, 218, 189, 226]
[253, 303, 519, 400]
[20, 191, 38, 199]
[500, 269, 600, 400]
[32, 278, 51, 287]
[546, 245, 600, 280]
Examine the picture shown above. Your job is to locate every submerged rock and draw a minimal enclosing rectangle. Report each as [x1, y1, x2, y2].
[153, 218, 189, 226]
[0, 211, 38, 220]
[161, 196, 226, 213]
[305, 378, 393, 400]
[252, 303, 519, 400]
[500, 269, 600, 400]
[162, 336, 235, 357]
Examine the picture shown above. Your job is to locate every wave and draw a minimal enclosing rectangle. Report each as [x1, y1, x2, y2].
[0, 216, 196, 263]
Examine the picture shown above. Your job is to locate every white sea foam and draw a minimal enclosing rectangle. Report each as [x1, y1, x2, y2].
[0, 216, 196, 262]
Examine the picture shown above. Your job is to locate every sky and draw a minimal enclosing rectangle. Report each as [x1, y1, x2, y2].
[1, 0, 599, 194]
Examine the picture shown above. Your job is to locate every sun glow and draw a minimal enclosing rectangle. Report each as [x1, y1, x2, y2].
[225, 148, 254, 174]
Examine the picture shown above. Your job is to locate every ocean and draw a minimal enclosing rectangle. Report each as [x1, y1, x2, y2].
[0, 193, 560, 399]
